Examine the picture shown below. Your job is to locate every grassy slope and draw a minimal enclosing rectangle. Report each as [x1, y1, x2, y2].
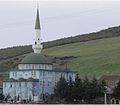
[1, 25, 120, 79]
[43, 36, 120, 78]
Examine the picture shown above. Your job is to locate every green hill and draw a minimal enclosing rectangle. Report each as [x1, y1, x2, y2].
[43, 36, 120, 78]
[1, 26, 120, 79]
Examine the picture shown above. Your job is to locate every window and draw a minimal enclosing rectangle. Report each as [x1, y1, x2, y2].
[48, 81, 52, 86]
[26, 65, 29, 69]
[32, 65, 34, 69]
[25, 82, 27, 86]
[19, 83, 21, 87]
[55, 82, 57, 86]
[71, 73, 73, 78]
[43, 64, 45, 69]
[40, 81, 42, 86]
[10, 84, 12, 88]
[43, 72, 45, 76]
[34, 71, 36, 77]
[15, 72, 17, 78]
[41, 64, 43, 69]
[12, 72, 14, 77]
[44, 65, 46, 69]
[31, 71, 34, 76]
[48, 81, 50, 86]
[40, 71, 42, 76]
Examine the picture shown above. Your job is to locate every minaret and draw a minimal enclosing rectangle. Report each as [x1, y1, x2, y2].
[32, 7, 43, 54]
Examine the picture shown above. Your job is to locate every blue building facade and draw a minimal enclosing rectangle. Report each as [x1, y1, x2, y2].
[3, 68, 75, 101]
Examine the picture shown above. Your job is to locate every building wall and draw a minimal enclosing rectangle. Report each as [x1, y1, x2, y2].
[18, 64, 53, 70]
[3, 81, 54, 101]
[10, 70, 75, 81]
[6, 68, 76, 101]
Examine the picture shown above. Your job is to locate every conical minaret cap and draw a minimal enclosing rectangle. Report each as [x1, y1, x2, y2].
[35, 8, 41, 29]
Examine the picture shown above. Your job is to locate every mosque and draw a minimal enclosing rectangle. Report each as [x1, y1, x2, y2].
[3, 7, 76, 102]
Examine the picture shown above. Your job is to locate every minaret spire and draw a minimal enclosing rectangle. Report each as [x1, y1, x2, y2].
[35, 5, 40, 29]
[32, 5, 43, 54]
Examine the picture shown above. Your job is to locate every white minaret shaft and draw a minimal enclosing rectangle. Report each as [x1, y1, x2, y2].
[32, 7, 43, 53]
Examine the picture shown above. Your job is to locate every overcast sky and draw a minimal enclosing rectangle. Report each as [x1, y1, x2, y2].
[0, 0, 120, 48]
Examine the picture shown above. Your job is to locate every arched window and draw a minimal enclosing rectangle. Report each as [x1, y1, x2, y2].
[10, 84, 12, 88]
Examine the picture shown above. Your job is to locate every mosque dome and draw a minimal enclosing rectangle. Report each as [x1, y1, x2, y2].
[20, 53, 51, 64]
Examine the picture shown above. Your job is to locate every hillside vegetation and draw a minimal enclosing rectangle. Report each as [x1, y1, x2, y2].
[43, 26, 120, 48]
[43, 36, 120, 78]
[0, 26, 120, 79]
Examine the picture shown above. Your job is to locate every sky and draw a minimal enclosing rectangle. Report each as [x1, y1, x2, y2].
[0, 0, 120, 48]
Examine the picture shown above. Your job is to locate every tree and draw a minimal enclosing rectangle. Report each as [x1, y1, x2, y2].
[90, 76, 100, 99]
[54, 76, 68, 101]
[67, 76, 74, 102]
[0, 93, 4, 101]
[73, 74, 83, 101]
[83, 76, 99, 103]
[113, 80, 120, 99]
[83, 75, 90, 102]
[54, 75, 107, 104]
[99, 79, 107, 97]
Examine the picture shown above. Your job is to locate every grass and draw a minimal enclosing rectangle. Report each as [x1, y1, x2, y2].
[43, 36, 120, 78]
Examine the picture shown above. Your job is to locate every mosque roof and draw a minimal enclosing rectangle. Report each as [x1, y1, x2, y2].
[20, 53, 51, 64]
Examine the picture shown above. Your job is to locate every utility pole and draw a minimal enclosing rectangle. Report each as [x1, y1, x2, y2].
[104, 86, 107, 105]
[105, 92, 107, 105]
